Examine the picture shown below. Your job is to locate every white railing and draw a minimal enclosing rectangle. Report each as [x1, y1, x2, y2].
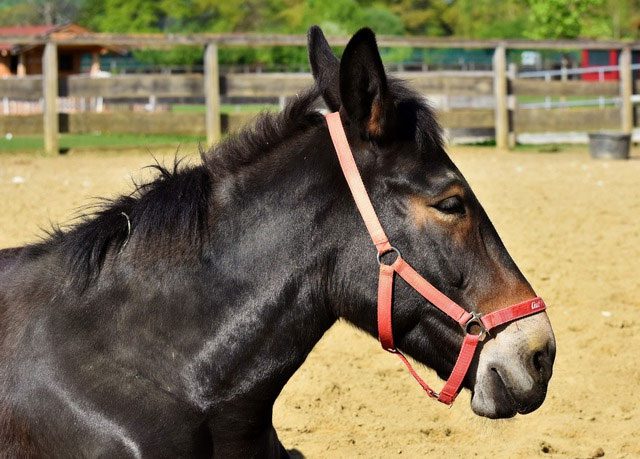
[516, 63, 640, 110]
[518, 63, 640, 79]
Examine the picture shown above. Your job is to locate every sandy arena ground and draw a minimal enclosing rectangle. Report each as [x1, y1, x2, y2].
[1, 145, 639, 458]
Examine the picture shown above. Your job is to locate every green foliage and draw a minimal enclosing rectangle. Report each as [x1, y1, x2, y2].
[7, 0, 640, 68]
[107, 0, 411, 69]
[0, 3, 41, 26]
[0, 0, 83, 26]
[0, 133, 205, 153]
[525, 0, 609, 39]
[7, 0, 640, 41]
[387, 0, 454, 36]
[446, 0, 529, 38]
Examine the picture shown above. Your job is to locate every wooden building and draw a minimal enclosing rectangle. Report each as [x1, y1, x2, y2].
[0, 23, 114, 77]
[580, 48, 640, 80]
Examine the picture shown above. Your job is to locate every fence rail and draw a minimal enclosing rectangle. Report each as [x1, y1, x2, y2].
[1, 33, 639, 49]
[0, 34, 639, 153]
[512, 79, 620, 96]
[518, 63, 640, 79]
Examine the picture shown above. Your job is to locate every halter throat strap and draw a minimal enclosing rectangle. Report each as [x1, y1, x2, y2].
[325, 111, 546, 405]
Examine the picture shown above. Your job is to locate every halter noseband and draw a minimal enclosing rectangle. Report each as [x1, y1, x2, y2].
[325, 111, 546, 405]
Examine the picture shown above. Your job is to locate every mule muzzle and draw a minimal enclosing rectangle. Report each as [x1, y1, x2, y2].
[471, 313, 556, 418]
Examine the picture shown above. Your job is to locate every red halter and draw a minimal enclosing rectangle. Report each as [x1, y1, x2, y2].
[325, 111, 546, 405]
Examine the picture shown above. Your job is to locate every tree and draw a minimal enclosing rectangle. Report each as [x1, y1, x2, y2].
[0, 3, 42, 26]
[78, 0, 409, 69]
[80, 0, 162, 32]
[524, 0, 609, 39]
[0, 0, 83, 26]
[387, 0, 454, 36]
[445, 0, 529, 39]
[65, 0, 640, 69]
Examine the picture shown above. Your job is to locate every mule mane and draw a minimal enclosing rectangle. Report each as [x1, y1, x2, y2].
[387, 78, 444, 153]
[204, 87, 324, 182]
[23, 87, 325, 288]
[23, 80, 441, 289]
[25, 162, 212, 287]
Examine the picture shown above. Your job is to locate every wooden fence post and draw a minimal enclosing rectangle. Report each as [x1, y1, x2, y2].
[42, 41, 59, 155]
[493, 44, 509, 150]
[204, 42, 222, 146]
[507, 62, 517, 148]
[619, 46, 633, 134]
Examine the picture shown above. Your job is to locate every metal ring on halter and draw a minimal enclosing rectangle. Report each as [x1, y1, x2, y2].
[376, 246, 401, 266]
[463, 311, 488, 341]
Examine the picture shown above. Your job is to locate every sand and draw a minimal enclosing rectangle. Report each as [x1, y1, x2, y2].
[1, 146, 639, 458]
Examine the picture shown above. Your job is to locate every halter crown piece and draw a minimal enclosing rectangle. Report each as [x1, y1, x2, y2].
[325, 111, 547, 405]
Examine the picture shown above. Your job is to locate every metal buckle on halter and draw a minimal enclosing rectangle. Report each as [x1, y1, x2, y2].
[376, 246, 401, 266]
[463, 311, 488, 341]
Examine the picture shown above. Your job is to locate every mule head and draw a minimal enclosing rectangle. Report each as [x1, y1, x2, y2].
[307, 26, 556, 419]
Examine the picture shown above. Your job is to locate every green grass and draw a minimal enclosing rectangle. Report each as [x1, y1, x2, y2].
[0, 133, 206, 153]
[0, 132, 582, 156]
[0, 104, 279, 153]
[172, 103, 279, 114]
[516, 95, 616, 107]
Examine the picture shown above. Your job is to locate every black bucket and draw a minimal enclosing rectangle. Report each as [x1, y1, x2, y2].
[588, 132, 631, 160]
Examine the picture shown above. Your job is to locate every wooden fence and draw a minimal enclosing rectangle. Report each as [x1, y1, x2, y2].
[0, 72, 498, 135]
[0, 34, 638, 154]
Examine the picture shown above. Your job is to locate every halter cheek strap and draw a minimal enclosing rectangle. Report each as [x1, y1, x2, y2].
[325, 111, 546, 405]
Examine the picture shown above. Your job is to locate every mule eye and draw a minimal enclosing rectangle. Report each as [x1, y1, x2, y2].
[434, 196, 465, 215]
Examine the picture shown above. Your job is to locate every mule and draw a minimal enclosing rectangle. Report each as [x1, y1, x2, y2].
[0, 27, 555, 457]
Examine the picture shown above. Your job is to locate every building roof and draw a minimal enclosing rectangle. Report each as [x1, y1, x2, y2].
[0, 25, 60, 37]
[0, 23, 111, 55]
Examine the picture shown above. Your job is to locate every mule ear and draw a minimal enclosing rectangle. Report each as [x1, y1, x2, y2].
[339, 28, 392, 139]
[307, 26, 341, 111]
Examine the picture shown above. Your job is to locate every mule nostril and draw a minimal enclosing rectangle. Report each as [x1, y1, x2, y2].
[532, 350, 545, 374]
